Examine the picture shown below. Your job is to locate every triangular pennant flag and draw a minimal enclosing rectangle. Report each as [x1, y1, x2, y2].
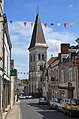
[64, 23, 67, 27]
[30, 22, 33, 27]
[16, 22, 19, 25]
[44, 23, 47, 27]
[51, 23, 54, 25]
[37, 23, 40, 28]
[10, 20, 13, 23]
[77, 22, 79, 25]
[57, 23, 61, 26]
[70, 22, 74, 26]
[24, 22, 27, 26]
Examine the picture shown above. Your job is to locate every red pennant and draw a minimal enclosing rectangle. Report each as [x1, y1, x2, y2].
[64, 23, 67, 27]
[44, 23, 47, 27]
[24, 22, 27, 26]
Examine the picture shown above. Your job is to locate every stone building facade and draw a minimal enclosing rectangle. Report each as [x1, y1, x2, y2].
[0, 1, 12, 118]
[41, 43, 79, 100]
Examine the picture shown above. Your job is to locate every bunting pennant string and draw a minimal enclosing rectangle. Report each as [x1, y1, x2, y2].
[10, 20, 13, 23]
[70, 22, 74, 26]
[24, 22, 27, 26]
[9, 20, 79, 28]
[51, 23, 54, 25]
[44, 23, 47, 27]
[18, 72, 28, 75]
[37, 23, 40, 28]
[77, 22, 79, 25]
[57, 23, 61, 26]
[30, 22, 34, 27]
[64, 23, 67, 27]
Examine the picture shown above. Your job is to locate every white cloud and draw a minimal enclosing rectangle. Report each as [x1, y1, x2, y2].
[8, 22, 76, 79]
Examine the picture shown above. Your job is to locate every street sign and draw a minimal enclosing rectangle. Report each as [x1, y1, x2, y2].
[10, 69, 17, 76]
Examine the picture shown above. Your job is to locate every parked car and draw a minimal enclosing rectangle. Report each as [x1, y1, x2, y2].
[49, 98, 61, 109]
[19, 95, 27, 99]
[28, 95, 33, 99]
[25, 96, 29, 99]
[57, 98, 69, 112]
[39, 97, 48, 105]
[64, 99, 79, 117]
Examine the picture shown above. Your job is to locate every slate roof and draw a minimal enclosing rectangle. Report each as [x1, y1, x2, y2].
[28, 14, 48, 50]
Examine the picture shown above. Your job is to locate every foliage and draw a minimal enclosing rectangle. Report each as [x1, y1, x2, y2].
[22, 79, 29, 85]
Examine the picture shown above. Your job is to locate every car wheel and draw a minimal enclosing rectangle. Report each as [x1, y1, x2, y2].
[69, 111, 72, 117]
[49, 105, 52, 109]
[63, 109, 66, 115]
[52, 105, 53, 109]
[57, 107, 59, 111]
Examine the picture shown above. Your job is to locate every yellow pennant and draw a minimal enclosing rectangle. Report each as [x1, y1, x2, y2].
[70, 22, 74, 26]
[30, 22, 34, 27]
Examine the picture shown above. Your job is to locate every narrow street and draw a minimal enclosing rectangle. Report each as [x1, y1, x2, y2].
[19, 99, 78, 119]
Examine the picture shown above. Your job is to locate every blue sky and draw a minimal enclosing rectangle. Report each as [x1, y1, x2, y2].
[5, 0, 79, 79]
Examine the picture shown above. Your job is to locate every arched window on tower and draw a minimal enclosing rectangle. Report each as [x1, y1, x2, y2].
[40, 65, 43, 70]
[38, 54, 41, 60]
[40, 77, 42, 82]
[42, 54, 44, 60]
[30, 55, 32, 62]
[33, 54, 35, 61]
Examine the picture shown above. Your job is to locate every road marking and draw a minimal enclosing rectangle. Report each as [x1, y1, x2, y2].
[18, 105, 22, 119]
[27, 104, 56, 112]
[36, 110, 56, 112]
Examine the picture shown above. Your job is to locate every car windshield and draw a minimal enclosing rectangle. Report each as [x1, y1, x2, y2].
[58, 99, 61, 103]
[51, 98, 61, 102]
[54, 99, 59, 102]
[40, 97, 46, 100]
[71, 99, 79, 105]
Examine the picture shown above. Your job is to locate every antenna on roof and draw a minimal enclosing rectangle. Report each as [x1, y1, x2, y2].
[36, 6, 39, 15]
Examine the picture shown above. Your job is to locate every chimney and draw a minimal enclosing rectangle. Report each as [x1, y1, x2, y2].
[61, 43, 70, 54]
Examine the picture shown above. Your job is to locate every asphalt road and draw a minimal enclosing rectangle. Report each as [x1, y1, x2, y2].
[19, 99, 79, 119]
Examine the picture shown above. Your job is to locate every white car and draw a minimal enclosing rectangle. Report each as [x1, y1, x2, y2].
[49, 98, 61, 109]
[19, 95, 26, 99]
[57, 99, 69, 112]
[28, 95, 33, 99]
[39, 97, 48, 105]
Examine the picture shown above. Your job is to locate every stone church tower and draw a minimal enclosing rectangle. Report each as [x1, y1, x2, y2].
[28, 13, 48, 97]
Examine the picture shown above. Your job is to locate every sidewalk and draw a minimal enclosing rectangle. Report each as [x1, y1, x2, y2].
[5, 101, 20, 119]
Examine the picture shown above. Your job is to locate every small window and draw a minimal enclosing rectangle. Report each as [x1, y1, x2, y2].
[42, 54, 44, 60]
[38, 54, 41, 60]
[33, 54, 35, 61]
[40, 65, 43, 70]
[30, 55, 32, 62]
[40, 77, 42, 82]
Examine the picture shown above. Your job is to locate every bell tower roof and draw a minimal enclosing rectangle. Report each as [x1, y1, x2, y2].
[28, 13, 48, 50]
